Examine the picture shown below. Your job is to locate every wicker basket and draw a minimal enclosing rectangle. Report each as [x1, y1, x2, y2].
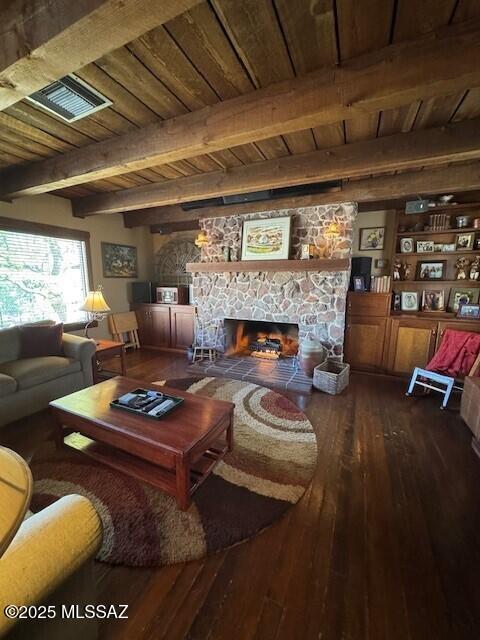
[313, 358, 350, 395]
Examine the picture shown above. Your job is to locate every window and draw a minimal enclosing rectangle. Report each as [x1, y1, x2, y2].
[0, 221, 91, 329]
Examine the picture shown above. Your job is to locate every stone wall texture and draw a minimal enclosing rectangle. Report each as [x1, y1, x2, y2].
[192, 202, 357, 357]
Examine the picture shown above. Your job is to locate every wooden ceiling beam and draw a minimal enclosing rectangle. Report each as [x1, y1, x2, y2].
[0, 0, 203, 111]
[124, 161, 480, 226]
[76, 117, 480, 215]
[149, 220, 199, 234]
[2, 18, 480, 197]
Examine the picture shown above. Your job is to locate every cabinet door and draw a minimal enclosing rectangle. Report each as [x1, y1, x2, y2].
[344, 316, 387, 371]
[150, 306, 171, 348]
[386, 318, 438, 375]
[170, 306, 195, 350]
[132, 305, 152, 346]
[436, 321, 480, 351]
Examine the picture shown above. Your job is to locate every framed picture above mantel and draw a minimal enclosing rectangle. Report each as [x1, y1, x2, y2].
[240, 217, 291, 261]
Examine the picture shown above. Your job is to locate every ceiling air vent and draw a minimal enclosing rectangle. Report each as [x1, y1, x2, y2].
[26, 74, 112, 122]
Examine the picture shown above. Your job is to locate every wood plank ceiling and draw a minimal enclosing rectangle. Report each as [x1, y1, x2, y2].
[1, 0, 480, 205]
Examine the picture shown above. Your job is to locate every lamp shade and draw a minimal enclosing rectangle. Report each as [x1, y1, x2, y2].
[80, 290, 111, 313]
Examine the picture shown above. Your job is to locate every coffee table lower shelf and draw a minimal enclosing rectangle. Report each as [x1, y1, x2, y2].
[64, 433, 227, 508]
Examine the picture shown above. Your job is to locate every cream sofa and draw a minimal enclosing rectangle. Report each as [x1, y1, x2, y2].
[0, 323, 96, 428]
[0, 494, 103, 640]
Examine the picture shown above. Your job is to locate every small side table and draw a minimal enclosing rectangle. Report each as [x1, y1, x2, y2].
[93, 339, 126, 384]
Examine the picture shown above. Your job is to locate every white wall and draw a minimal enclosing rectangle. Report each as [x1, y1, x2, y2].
[0, 194, 154, 339]
[352, 209, 396, 276]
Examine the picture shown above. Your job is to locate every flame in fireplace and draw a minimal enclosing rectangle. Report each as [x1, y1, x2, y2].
[225, 320, 298, 359]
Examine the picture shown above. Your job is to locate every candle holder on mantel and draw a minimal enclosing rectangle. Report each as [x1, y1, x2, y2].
[324, 223, 341, 257]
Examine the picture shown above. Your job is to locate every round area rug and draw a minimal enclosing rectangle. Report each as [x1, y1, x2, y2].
[30, 377, 317, 567]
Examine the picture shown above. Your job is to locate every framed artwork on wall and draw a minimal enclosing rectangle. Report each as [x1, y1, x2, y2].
[240, 216, 291, 261]
[102, 242, 138, 278]
[359, 227, 385, 251]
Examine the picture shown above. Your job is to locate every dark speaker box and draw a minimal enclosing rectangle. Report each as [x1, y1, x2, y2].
[131, 281, 154, 304]
[350, 257, 372, 291]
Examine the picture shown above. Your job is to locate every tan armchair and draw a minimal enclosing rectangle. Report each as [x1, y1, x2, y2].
[0, 447, 103, 640]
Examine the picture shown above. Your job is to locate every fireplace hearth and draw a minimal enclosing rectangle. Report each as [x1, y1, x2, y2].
[224, 319, 299, 360]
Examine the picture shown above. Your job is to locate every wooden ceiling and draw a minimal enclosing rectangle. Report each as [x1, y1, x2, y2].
[1, 0, 480, 224]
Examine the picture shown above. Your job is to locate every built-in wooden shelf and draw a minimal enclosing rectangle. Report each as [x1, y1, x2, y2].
[395, 250, 480, 257]
[397, 226, 478, 237]
[392, 280, 480, 286]
[390, 311, 477, 320]
[186, 258, 350, 273]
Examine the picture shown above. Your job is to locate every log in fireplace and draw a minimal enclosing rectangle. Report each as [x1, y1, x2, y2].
[224, 319, 299, 360]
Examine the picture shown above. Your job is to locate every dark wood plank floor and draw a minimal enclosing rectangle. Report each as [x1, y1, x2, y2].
[3, 349, 480, 640]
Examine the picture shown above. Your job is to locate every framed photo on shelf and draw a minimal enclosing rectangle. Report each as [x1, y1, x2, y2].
[455, 232, 475, 251]
[393, 292, 401, 311]
[421, 289, 445, 312]
[400, 237, 414, 253]
[353, 276, 366, 292]
[416, 240, 434, 253]
[457, 303, 480, 319]
[240, 216, 291, 261]
[434, 243, 444, 252]
[401, 291, 419, 312]
[300, 243, 310, 260]
[443, 243, 456, 252]
[447, 287, 480, 312]
[416, 260, 446, 280]
[359, 227, 385, 251]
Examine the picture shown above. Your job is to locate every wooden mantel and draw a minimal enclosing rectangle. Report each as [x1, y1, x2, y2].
[186, 258, 350, 273]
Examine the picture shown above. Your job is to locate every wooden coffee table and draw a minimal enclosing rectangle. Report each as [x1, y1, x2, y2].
[49, 377, 234, 510]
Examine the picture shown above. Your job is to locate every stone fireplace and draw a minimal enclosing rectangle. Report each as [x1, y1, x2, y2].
[224, 319, 299, 360]
[191, 202, 357, 360]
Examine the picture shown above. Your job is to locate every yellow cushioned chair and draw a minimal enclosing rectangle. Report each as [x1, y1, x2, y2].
[0, 446, 103, 640]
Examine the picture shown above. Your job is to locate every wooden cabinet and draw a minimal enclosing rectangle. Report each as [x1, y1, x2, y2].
[345, 316, 387, 372]
[347, 292, 391, 317]
[344, 293, 391, 372]
[170, 306, 195, 350]
[135, 305, 153, 345]
[345, 291, 480, 377]
[132, 304, 195, 352]
[385, 318, 438, 375]
[150, 306, 171, 348]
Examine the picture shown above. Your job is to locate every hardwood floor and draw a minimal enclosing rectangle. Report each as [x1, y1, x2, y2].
[2, 348, 480, 639]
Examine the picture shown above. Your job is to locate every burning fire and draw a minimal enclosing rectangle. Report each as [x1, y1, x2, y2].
[226, 321, 298, 359]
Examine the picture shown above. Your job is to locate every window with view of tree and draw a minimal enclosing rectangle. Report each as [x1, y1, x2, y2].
[0, 226, 90, 329]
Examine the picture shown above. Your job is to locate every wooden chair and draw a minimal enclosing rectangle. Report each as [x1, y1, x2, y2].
[192, 317, 221, 362]
[108, 312, 140, 350]
[406, 332, 480, 409]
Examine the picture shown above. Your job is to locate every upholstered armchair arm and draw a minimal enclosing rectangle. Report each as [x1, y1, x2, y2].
[62, 333, 96, 363]
[0, 495, 103, 637]
[62, 334, 96, 385]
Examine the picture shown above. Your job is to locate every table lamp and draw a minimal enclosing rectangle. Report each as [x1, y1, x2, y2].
[80, 285, 111, 340]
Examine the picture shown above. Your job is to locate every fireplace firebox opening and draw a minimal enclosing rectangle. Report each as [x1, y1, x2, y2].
[224, 319, 299, 360]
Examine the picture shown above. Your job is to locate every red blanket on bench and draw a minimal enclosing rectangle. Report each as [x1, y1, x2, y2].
[426, 329, 480, 377]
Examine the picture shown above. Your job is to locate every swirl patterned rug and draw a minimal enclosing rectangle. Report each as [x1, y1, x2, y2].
[30, 377, 317, 567]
